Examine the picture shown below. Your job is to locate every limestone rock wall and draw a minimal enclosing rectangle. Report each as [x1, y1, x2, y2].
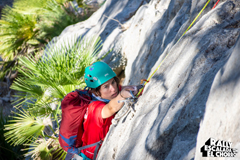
[195, 33, 240, 160]
[52, 0, 240, 159]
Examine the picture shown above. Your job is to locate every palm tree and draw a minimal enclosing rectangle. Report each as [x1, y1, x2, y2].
[4, 36, 108, 159]
[0, 0, 89, 80]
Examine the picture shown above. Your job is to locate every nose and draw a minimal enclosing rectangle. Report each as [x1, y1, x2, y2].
[109, 84, 116, 92]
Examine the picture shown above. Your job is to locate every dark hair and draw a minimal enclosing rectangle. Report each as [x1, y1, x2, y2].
[90, 77, 120, 97]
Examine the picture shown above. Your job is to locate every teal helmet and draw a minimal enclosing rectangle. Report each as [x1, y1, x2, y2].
[84, 61, 116, 88]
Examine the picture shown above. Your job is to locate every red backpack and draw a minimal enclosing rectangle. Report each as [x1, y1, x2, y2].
[59, 89, 103, 160]
[59, 85, 126, 160]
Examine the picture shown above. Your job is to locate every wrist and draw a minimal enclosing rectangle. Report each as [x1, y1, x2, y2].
[119, 90, 127, 99]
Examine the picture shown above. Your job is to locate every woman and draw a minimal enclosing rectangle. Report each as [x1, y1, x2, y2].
[80, 61, 137, 160]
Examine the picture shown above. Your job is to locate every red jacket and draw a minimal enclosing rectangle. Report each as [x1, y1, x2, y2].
[81, 101, 114, 159]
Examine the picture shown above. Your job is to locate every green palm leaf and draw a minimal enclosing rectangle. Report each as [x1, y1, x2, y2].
[4, 108, 45, 146]
[11, 36, 100, 105]
[0, 6, 37, 60]
[23, 139, 51, 160]
[8, 34, 102, 121]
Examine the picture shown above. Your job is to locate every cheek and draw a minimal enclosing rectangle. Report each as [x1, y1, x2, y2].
[100, 88, 110, 97]
[114, 83, 118, 91]
[102, 89, 109, 95]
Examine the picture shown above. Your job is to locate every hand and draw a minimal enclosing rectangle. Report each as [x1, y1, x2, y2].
[120, 86, 138, 98]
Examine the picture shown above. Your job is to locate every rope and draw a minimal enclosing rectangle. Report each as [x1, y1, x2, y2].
[137, 0, 213, 97]
[212, 0, 220, 9]
[177, 0, 211, 43]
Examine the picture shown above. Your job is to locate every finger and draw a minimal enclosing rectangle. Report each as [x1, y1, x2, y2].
[124, 87, 134, 91]
[132, 86, 138, 95]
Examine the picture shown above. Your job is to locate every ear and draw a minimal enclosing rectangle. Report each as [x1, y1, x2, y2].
[96, 90, 101, 97]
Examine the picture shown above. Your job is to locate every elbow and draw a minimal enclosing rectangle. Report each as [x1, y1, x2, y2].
[108, 105, 118, 114]
[107, 104, 120, 114]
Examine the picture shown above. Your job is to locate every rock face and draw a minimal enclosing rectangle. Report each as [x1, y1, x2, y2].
[53, 0, 240, 159]
[195, 35, 240, 160]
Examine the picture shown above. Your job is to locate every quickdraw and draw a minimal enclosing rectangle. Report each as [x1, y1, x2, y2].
[112, 85, 144, 125]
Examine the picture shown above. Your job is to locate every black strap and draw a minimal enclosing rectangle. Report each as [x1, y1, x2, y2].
[65, 140, 102, 160]
[77, 140, 103, 160]
[77, 140, 102, 153]
[65, 152, 74, 160]
[93, 140, 102, 160]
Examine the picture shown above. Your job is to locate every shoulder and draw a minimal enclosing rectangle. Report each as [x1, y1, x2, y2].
[90, 101, 106, 107]
[88, 101, 106, 113]
[87, 101, 107, 124]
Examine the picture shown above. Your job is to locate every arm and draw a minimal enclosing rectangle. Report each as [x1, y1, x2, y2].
[101, 86, 137, 119]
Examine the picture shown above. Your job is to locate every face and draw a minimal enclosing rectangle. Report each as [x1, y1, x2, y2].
[99, 78, 118, 100]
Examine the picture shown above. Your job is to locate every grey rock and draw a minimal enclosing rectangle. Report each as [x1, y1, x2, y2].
[1, 97, 10, 102]
[0, 98, 3, 107]
[48, 0, 148, 70]
[195, 32, 240, 160]
[98, 0, 240, 160]
[46, 0, 240, 159]
[0, 82, 8, 96]
[83, 0, 106, 6]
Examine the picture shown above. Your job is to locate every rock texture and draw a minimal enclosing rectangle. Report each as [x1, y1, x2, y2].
[51, 0, 240, 159]
[0, 82, 17, 116]
[195, 35, 240, 160]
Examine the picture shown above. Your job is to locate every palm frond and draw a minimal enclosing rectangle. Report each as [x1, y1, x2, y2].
[36, 0, 82, 39]
[52, 145, 67, 160]
[0, 0, 85, 61]
[7, 35, 106, 159]
[4, 108, 45, 146]
[11, 36, 102, 110]
[0, 59, 17, 80]
[0, 109, 27, 159]
[23, 139, 51, 160]
[12, 0, 49, 15]
[0, 6, 37, 60]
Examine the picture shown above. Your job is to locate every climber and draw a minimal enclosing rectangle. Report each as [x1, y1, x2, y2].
[80, 61, 138, 160]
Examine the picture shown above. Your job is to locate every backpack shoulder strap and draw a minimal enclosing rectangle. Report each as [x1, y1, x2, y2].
[78, 140, 102, 160]
[65, 140, 103, 160]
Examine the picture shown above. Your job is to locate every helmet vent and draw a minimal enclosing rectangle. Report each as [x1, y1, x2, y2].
[88, 74, 92, 77]
[90, 80, 94, 82]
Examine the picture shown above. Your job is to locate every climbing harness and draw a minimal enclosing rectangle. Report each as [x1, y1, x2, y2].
[137, 0, 221, 97]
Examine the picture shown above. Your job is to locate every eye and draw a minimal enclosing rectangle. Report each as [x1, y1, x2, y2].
[112, 80, 115, 84]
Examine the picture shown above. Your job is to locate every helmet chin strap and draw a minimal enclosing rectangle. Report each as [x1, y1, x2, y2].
[92, 93, 110, 103]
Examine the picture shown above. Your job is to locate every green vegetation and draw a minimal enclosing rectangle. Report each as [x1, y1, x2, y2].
[4, 36, 105, 159]
[0, 109, 27, 160]
[0, 0, 94, 80]
[0, 0, 105, 159]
